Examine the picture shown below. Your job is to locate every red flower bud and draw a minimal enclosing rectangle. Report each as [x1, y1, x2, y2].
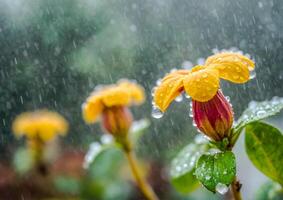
[192, 90, 233, 141]
[102, 106, 133, 137]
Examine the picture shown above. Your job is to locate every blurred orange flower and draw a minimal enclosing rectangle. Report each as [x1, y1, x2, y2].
[12, 110, 68, 142]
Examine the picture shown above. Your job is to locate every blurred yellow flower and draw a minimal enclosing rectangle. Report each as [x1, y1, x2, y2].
[154, 52, 255, 112]
[82, 79, 145, 124]
[12, 110, 68, 142]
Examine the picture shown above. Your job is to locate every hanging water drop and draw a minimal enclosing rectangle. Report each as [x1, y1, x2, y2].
[151, 87, 156, 97]
[225, 96, 230, 102]
[256, 110, 266, 117]
[175, 94, 183, 102]
[189, 108, 193, 117]
[185, 93, 191, 99]
[250, 70, 256, 79]
[215, 183, 229, 195]
[152, 106, 163, 119]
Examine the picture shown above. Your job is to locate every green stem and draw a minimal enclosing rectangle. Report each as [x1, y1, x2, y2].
[227, 131, 243, 200]
[121, 139, 159, 200]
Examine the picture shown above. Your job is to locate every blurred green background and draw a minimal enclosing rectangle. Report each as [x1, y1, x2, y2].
[0, 0, 283, 199]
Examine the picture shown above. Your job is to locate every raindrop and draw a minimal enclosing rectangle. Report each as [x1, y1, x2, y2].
[225, 96, 230, 102]
[182, 61, 193, 69]
[215, 183, 229, 195]
[20, 96, 24, 104]
[156, 79, 162, 86]
[175, 94, 183, 102]
[151, 87, 156, 97]
[170, 68, 177, 73]
[256, 110, 266, 117]
[194, 134, 207, 144]
[189, 108, 193, 117]
[250, 70, 256, 79]
[152, 106, 163, 119]
[101, 134, 113, 144]
[185, 93, 191, 99]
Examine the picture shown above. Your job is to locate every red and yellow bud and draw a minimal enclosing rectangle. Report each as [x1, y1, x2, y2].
[102, 106, 133, 137]
[192, 90, 233, 141]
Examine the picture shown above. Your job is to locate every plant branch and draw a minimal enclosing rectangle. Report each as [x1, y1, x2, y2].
[231, 177, 242, 200]
[124, 150, 159, 200]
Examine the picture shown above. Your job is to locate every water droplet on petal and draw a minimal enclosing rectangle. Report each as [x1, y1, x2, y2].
[175, 94, 183, 102]
[256, 110, 266, 117]
[225, 96, 230, 102]
[151, 87, 156, 97]
[250, 70, 256, 79]
[185, 93, 191, 99]
[152, 106, 164, 119]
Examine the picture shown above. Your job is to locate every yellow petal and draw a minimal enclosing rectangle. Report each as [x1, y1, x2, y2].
[205, 52, 255, 83]
[101, 87, 131, 107]
[12, 110, 69, 141]
[82, 95, 104, 123]
[118, 80, 145, 105]
[184, 67, 219, 102]
[153, 70, 189, 112]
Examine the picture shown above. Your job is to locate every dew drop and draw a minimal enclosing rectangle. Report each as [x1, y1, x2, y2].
[225, 96, 230, 102]
[156, 79, 162, 86]
[256, 110, 266, 117]
[194, 134, 207, 144]
[250, 70, 256, 79]
[175, 94, 183, 102]
[185, 93, 191, 99]
[216, 183, 229, 195]
[151, 87, 156, 97]
[152, 106, 164, 119]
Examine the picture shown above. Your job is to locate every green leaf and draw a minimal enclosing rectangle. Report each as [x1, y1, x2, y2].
[13, 147, 34, 174]
[245, 121, 283, 186]
[255, 181, 283, 200]
[83, 142, 117, 169]
[54, 176, 80, 195]
[170, 136, 209, 193]
[195, 151, 236, 192]
[235, 97, 283, 132]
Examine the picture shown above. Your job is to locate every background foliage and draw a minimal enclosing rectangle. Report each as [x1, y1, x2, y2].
[0, 1, 283, 198]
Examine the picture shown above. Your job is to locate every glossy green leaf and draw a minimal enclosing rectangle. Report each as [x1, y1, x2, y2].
[13, 147, 34, 174]
[195, 151, 236, 192]
[235, 97, 283, 132]
[170, 135, 209, 193]
[54, 176, 80, 195]
[255, 181, 283, 200]
[245, 121, 283, 186]
[83, 142, 117, 169]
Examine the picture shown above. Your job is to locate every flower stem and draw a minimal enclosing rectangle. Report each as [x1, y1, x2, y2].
[124, 149, 159, 200]
[231, 177, 242, 200]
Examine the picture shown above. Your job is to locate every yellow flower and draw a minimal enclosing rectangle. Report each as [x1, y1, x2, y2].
[12, 110, 68, 142]
[82, 79, 145, 124]
[154, 52, 255, 112]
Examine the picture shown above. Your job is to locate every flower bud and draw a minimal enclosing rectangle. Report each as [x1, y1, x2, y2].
[102, 106, 133, 138]
[192, 90, 233, 141]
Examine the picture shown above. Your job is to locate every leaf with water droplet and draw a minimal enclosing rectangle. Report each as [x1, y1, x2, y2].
[245, 121, 283, 186]
[234, 97, 283, 134]
[170, 140, 209, 194]
[195, 151, 236, 192]
[83, 142, 117, 169]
